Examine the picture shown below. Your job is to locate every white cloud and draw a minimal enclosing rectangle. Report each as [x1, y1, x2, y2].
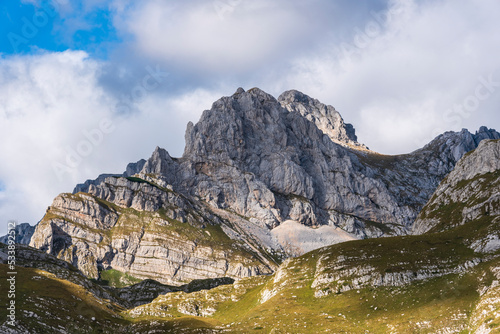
[0, 50, 221, 234]
[275, 0, 500, 153]
[0, 51, 112, 231]
[114, 0, 335, 73]
[110, 0, 500, 154]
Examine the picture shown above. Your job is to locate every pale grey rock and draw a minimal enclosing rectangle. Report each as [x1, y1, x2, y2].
[30, 178, 274, 284]
[471, 220, 500, 253]
[0, 222, 35, 245]
[270, 220, 357, 256]
[288, 199, 317, 226]
[278, 89, 368, 150]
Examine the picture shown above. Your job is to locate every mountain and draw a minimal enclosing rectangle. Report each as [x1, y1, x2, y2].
[23, 88, 500, 287]
[2, 138, 500, 333]
[0, 223, 35, 245]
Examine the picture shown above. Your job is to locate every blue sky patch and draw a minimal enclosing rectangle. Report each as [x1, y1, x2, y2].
[0, 1, 120, 58]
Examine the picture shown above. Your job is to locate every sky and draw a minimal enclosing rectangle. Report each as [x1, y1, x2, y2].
[0, 0, 499, 234]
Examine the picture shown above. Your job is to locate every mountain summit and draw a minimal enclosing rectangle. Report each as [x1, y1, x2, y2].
[278, 89, 368, 150]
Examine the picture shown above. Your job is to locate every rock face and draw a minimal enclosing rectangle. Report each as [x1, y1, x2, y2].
[29, 87, 500, 285]
[73, 159, 146, 193]
[30, 177, 275, 285]
[0, 222, 35, 245]
[278, 89, 368, 150]
[161, 88, 497, 237]
[413, 139, 500, 235]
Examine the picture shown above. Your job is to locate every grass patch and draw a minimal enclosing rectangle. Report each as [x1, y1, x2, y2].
[419, 168, 500, 233]
[124, 176, 172, 193]
[364, 220, 395, 235]
[100, 269, 142, 288]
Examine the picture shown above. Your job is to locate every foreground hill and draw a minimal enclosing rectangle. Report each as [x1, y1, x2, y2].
[25, 87, 499, 286]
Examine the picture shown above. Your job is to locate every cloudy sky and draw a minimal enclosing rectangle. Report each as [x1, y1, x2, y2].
[0, 0, 499, 234]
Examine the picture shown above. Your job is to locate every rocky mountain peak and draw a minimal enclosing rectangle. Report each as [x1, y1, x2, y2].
[141, 146, 174, 175]
[233, 87, 245, 95]
[183, 87, 367, 164]
[183, 87, 287, 163]
[418, 127, 499, 163]
[475, 126, 500, 143]
[0, 223, 35, 245]
[278, 89, 368, 150]
[278, 89, 311, 104]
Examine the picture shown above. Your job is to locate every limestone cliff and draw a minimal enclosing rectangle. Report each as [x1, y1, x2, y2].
[30, 177, 275, 284]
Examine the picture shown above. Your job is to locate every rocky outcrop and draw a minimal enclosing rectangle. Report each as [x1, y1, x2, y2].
[114, 277, 234, 308]
[413, 139, 500, 235]
[30, 177, 275, 285]
[311, 255, 480, 297]
[278, 89, 368, 150]
[127, 275, 267, 319]
[73, 159, 146, 193]
[0, 222, 35, 245]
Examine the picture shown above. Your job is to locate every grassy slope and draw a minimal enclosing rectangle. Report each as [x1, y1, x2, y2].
[99, 269, 142, 288]
[113, 213, 499, 333]
[4, 217, 500, 333]
[0, 264, 125, 333]
[0, 263, 227, 333]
